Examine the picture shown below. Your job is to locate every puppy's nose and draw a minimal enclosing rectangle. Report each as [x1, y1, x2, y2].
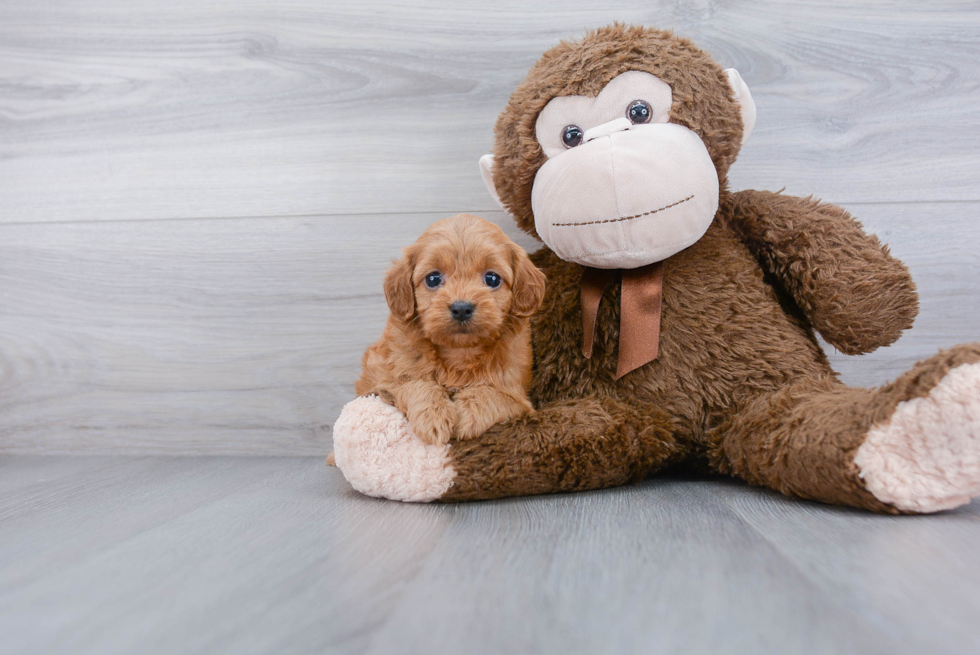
[450, 301, 475, 323]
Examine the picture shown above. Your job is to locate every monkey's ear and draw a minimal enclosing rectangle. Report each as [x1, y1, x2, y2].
[479, 154, 506, 210]
[509, 243, 547, 318]
[724, 69, 756, 146]
[383, 254, 416, 321]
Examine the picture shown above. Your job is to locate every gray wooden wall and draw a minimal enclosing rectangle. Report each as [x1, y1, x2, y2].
[1, 1, 978, 455]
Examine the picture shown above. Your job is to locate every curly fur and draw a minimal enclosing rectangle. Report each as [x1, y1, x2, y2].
[354, 214, 546, 446]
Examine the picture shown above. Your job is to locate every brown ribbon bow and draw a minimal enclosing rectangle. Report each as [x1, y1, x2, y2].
[581, 261, 664, 379]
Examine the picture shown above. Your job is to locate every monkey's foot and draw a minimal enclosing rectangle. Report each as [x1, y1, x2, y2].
[331, 396, 456, 502]
[855, 362, 980, 513]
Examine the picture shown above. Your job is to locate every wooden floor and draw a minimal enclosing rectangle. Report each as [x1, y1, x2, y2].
[2, 1, 980, 653]
[1, 456, 978, 655]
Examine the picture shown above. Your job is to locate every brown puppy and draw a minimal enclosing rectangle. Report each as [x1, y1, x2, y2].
[354, 213, 545, 447]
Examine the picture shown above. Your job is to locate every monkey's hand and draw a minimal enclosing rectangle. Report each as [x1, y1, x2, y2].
[726, 190, 918, 354]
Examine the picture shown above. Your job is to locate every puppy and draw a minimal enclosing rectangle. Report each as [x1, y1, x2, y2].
[345, 213, 545, 449]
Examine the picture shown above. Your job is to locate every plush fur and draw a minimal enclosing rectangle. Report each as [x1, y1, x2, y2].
[331, 25, 980, 513]
[354, 213, 545, 446]
[333, 395, 456, 502]
[492, 24, 744, 239]
[854, 362, 980, 512]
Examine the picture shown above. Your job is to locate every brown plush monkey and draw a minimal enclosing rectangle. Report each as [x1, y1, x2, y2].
[332, 24, 980, 513]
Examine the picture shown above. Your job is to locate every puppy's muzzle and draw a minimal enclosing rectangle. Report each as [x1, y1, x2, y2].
[450, 301, 476, 323]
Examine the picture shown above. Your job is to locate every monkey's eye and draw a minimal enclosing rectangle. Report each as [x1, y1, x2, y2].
[484, 271, 501, 289]
[627, 100, 652, 124]
[424, 271, 443, 289]
[561, 125, 584, 148]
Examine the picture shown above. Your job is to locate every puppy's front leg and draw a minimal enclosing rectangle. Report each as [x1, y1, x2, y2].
[395, 380, 457, 446]
[453, 387, 534, 440]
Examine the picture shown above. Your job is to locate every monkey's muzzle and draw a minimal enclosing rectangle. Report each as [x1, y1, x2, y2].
[530, 122, 720, 269]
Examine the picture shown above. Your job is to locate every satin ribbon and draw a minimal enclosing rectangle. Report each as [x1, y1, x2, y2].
[580, 261, 664, 379]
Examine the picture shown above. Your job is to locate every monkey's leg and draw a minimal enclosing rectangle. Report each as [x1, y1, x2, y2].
[712, 344, 980, 513]
[331, 394, 679, 502]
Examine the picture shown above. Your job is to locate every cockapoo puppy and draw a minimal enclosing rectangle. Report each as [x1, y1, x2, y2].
[332, 213, 546, 458]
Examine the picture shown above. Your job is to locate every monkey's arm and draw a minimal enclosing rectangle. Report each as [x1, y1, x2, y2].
[726, 190, 918, 354]
[442, 396, 681, 501]
[330, 395, 680, 502]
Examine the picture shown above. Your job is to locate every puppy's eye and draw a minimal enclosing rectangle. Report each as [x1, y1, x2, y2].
[424, 271, 443, 289]
[561, 125, 584, 148]
[627, 100, 652, 124]
[484, 271, 501, 289]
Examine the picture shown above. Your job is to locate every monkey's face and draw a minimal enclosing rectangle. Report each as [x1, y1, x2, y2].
[529, 71, 723, 268]
[480, 26, 756, 269]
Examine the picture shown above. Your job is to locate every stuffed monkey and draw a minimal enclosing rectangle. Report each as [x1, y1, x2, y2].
[332, 24, 980, 513]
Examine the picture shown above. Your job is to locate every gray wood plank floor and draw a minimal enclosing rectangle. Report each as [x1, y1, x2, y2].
[2, 456, 979, 655]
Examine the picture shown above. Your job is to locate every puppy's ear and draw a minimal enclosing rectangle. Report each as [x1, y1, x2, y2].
[383, 252, 416, 321]
[509, 244, 546, 317]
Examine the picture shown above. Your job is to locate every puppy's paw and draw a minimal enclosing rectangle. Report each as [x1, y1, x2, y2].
[453, 390, 531, 440]
[411, 400, 457, 446]
[454, 421, 484, 441]
[357, 388, 396, 406]
[453, 400, 491, 440]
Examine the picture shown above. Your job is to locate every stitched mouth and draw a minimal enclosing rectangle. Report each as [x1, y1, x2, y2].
[552, 195, 694, 227]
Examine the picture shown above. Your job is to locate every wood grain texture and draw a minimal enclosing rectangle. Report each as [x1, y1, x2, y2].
[364, 482, 898, 655]
[0, 211, 537, 454]
[1, 456, 978, 655]
[0, 457, 453, 655]
[720, 483, 980, 654]
[1, 1, 979, 223]
[0, 202, 976, 454]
